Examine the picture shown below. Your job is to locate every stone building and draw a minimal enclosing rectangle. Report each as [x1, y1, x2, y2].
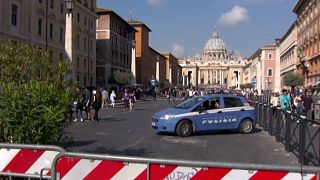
[128, 20, 166, 86]
[178, 29, 246, 89]
[0, 0, 66, 64]
[96, 8, 135, 89]
[65, 0, 97, 87]
[279, 23, 299, 87]
[294, 0, 320, 86]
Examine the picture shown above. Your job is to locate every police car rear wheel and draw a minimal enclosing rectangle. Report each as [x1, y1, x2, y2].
[176, 120, 193, 137]
[240, 119, 253, 134]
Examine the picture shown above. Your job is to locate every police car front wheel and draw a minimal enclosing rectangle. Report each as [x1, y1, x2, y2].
[239, 119, 254, 134]
[176, 120, 193, 137]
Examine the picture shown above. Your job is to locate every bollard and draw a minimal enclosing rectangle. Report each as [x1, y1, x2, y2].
[268, 106, 273, 135]
[275, 107, 282, 142]
[299, 115, 307, 165]
[263, 104, 268, 130]
[259, 103, 263, 126]
[285, 111, 292, 152]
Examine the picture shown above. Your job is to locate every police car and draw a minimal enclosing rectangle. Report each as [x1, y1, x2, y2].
[151, 94, 256, 137]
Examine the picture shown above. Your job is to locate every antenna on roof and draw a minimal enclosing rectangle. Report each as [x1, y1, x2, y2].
[130, 6, 134, 20]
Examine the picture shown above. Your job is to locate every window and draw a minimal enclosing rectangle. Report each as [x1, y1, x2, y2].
[268, 69, 273, 76]
[84, 17, 87, 26]
[223, 97, 243, 108]
[76, 57, 80, 68]
[60, 3, 64, 14]
[77, 13, 80, 23]
[84, 37, 87, 50]
[59, 53, 63, 62]
[202, 98, 220, 111]
[60, 27, 63, 42]
[39, 0, 43, 3]
[76, 34, 80, 48]
[49, 23, 53, 39]
[268, 53, 272, 60]
[38, 18, 42, 35]
[11, 4, 18, 26]
[84, 76, 87, 86]
[49, 50, 53, 63]
[50, 0, 54, 9]
[77, 75, 80, 82]
[84, 58, 87, 68]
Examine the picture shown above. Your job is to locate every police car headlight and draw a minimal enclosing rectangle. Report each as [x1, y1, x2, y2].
[160, 114, 175, 120]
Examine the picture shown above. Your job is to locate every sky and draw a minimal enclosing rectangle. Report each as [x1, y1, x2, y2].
[97, 0, 298, 58]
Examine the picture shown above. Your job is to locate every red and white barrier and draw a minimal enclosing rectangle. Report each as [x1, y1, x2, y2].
[54, 158, 319, 180]
[0, 148, 59, 175]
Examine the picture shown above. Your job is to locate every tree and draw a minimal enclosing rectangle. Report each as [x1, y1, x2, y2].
[0, 43, 77, 145]
[283, 72, 305, 88]
[111, 71, 132, 87]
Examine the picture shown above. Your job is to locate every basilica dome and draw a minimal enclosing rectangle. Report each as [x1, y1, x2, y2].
[203, 30, 228, 61]
[204, 31, 226, 52]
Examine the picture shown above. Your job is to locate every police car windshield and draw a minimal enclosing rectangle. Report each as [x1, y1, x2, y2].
[175, 97, 205, 109]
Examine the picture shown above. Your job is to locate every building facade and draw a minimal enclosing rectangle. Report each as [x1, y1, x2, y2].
[279, 23, 299, 87]
[294, 0, 320, 86]
[162, 52, 179, 86]
[96, 8, 135, 89]
[0, 0, 66, 64]
[178, 30, 246, 89]
[65, 0, 97, 87]
[128, 20, 166, 86]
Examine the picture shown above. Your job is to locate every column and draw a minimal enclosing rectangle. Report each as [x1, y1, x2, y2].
[220, 70, 222, 85]
[198, 70, 201, 85]
[65, 12, 74, 81]
[169, 66, 172, 83]
[156, 60, 159, 81]
[215, 70, 218, 83]
[187, 76, 189, 86]
[131, 45, 136, 84]
[222, 70, 224, 85]
[183, 75, 185, 86]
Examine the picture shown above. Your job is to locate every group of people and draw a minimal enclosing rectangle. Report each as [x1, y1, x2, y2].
[73, 88, 117, 122]
[270, 88, 315, 121]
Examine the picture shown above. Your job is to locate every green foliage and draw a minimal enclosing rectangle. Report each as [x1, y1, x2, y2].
[0, 43, 76, 145]
[240, 83, 253, 89]
[162, 79, 172, 90]
[111, 71, 132, 86]
[283, 72, 305, 87]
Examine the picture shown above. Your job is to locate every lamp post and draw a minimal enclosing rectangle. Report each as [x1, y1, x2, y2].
[64, 0, 75, 81]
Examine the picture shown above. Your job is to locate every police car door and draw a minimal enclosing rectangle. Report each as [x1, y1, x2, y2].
[195, 97, 223, 131]
[221, 97, 244, 129]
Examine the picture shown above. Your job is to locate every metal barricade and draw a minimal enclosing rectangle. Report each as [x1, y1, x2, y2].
[50, 152, 320, 180]
[0, 143, 65, 179]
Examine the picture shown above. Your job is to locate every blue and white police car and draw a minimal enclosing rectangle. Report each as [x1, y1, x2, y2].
[151, 94, 256, 137]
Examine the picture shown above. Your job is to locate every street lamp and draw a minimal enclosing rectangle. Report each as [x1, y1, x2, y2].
[65, 0, 75, 13]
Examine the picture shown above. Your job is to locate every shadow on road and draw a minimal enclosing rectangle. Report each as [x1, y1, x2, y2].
[94, 147, 149, 156]
[71, 140, 96, 147]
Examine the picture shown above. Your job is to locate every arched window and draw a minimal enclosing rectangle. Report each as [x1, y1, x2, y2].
[268, 53, 272, 60]
[268, 69, 273, 76]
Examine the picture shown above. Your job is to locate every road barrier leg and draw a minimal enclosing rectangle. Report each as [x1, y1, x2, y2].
[275, 108, 281, 142]
[268, 106, 273, 135]
[285, 111, 292, 152]
[299, 116, 307, 165]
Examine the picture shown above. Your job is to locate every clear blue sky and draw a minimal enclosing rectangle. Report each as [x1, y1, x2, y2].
[97, 0, 298, 58]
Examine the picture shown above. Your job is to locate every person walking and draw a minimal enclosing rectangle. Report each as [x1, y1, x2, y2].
[84, 87, 92, 121]
[74, 89, 84, 122]
[280, 89, 291, 111]
[92, 90, 102, 122]
[110, 90, 116, 108]
[302, 89, 314, 123]
[129, 90, 136, 111]
[101, 88, 108, 109]
[123, 89, 129, 110]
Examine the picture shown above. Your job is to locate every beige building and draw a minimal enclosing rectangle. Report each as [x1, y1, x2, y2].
[279, 23, 299, 87]
[96, 8, 135, 89]
[178, 30, 246, 89]
[65, 0, 97, 87]
[294, 0, 320, 86]
[0, 0, 66, 64]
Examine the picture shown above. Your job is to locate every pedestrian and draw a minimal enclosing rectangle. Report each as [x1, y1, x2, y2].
[302, 89, 314, 123]
[129, 90, 136, 111]
[74, 88, 84, 122]
[171, 88, 177, 102]
[84, 87, 92, 121]
[101, 88, 108, 109]
[152, 87, 157, 101]
[294, 91, 303, 115]
[110, 90, 116, 108]
[92, 90, 102, 122]
[123, 89, 129, 110]
[279, 89, 291, 111]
